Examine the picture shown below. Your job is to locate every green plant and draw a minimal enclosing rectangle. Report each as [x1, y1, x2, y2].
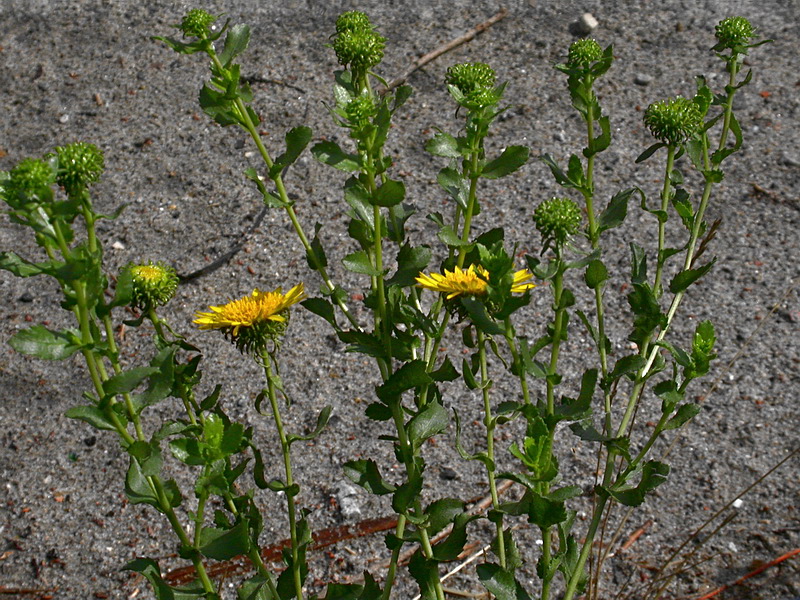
[0, 10, 771, 600]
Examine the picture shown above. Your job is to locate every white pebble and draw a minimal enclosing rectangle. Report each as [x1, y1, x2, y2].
[111, 241, 126, 250]
[732, 498, 743, 508]
[576, 13, 599, 35]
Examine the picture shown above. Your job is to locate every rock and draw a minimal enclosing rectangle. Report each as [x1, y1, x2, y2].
[634, 73, 654, 86]
[335, 481, 362, 519]
[575, 13, 598, 35]
[781, 151, 800, 167]
[19, 292, 34, 303]
[440, 467, 458, 480]
[111, 240, 126, 250]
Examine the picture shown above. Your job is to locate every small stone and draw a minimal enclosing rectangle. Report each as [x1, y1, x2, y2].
[111, 241, 126, 250]
[440, 467, 458, 481]
[553, 130, 568, 143]
[781, 151, 800, 167]
[335, 481, 362, 519]
[575, 13, 599, 35]
[19, 292, 34, 303]
[634, 73, 654, 86]
[732, 498, 743, 508]
[58, 114, 69, 124]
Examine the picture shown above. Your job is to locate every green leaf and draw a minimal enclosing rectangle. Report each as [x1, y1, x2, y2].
[123, 558, 181, 600]
[301, 297, 338, 329]
[0, 251, 55, 277]
[437, 167, 469, 209]
[270, 126, 312, 178]
[608, 460, 670, 506]
[669, 258, 716, 293]
[430, 356, 459, 382]
[432, 512, 475, 562]
[376, 360, 432, 404]
[124, 457, 159, 507]
[460, 298, 504, 336]
[289, 405, 332, 444]
[387, 244, 431, 287]
[199, 520, 251, 560]
[425, 131, 464, 158]
[103, 366, 160, 396]
[481, 146, 529, 179]
[9, 325, 82, 360]
[437, 224, 471, 248]
[343, 250, 383, 276]
[392, 472, 423, 514]
[372, 179, 405, 208]
[199, 83, 240, 127]
[237, 574, 272, 600]
[408, 553, 439, 600]
[408, 401, 449, 452]
[64, 405, 119, 431]
[312, 140, 361, 172]
[635, 142, 666, 163]
[584, 259, 608, 289]
[343, 460, 395, 495]
[218, 23, 250, 67]
[306, 222, 328, 271]
[585, 116, 611, 156]
[664, 403, 701, 430]
[598, 188, 638, 234]
[477, 563, 532, 600]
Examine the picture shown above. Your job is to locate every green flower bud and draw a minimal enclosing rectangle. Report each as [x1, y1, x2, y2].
[567, 39, 603, 69]
[335, 11, 372, 34]
[54, 142, 104, 196]
[715, 16, 754, 50]
[445, 62, 497, 96]
[127, 261, 179, 309]
[180, 9, 216, 38]
[332, 28, 385, 72]
[3, 158, 53, 205]
[643, 96, 702, 146]
[533, 197, 582, 246]
[346, 93, 376, 128]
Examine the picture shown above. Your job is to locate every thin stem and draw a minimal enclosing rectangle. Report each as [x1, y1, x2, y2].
[652, 146, 676, 299]
[477, 329, 505, 571]
[504, 318, 530, 405]
[261, 350, 304, 600]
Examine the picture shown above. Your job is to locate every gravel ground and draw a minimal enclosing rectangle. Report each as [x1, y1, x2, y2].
[1, 1, 798, 599]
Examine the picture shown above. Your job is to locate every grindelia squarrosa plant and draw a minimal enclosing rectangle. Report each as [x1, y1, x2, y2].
[0, 11, 772, 600]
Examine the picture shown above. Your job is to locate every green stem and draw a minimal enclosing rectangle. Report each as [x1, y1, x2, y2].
[652, 145, 676, 299]
[261, 350, 304, 600]
[504, 318, 530, 405]
[477, 329, 505, 570]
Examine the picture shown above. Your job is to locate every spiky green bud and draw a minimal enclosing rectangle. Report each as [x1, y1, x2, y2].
[3, 158, 53, 205]
[346, 93, 376, 128]
[179, 9, 216, 38]
[332, 28, 385, 72]
[567, 39, 603, 69]
[715, 16, 754, 50]
[533, 197, 582, 246]
[335, 11, 372, 34]
[445, 62, 497, 96]
[643, 96, 702, 146]
[127, 261, 179, 309]
[53, 142, 104, 196]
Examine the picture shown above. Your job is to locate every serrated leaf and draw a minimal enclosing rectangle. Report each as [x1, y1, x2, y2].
[460, 297, 504, 336]
[376, 360, 432, 403]
[425, 131, 464, 158]
[664, 403, 701, 430]
[669, 258, 716, 293]
[477, 563, 532, 600]
[64, 405, 119, 431]
[343, 459, 395, 495]
[199, 520, 251, 560]
[408, 401, 449, 452]
[9, 325, 82, 360]
[270, 126, 312, 177]
[608, 460, 670, 506]
[437, 167, 469, 209]
[342, 250, 382, 276]
[481, 146, 529, 179]
[218, 23, 250, 67]
[301, 297, 338, 329]
[312, 140, 361, 171]
[598, 188, 638, 233]
[584, 259, 608, 289]
[372, 179, 405, 207]
[392, 472, 423, 514]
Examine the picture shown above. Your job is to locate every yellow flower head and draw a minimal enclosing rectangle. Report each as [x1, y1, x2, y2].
[416, 265, 534, 300]
[194, 284, 306, 354]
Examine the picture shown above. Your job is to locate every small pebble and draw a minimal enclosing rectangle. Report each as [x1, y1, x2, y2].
[111, 241, 126, 250]
[634, 73, 654, 86]
[58, 114, 69, 124]
[781, 151, 800, 167]
[335, 481, 362, 519]
[732, 498, 743, 508]
[575, 13, 599, 35]
[19, 292, 34, 303]
[440, 467, 458, 480]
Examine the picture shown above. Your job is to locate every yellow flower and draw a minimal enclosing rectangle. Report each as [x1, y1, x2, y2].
[416, 265, 534, 299]
[194, 284, 306, 335]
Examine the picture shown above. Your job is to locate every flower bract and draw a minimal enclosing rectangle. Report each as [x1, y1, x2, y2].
[180, 9, 216, 38]
[715, 16, 754, 50]
[128, 261, 179, 309]
[533, 197, 582, 247]
[416, 265, 534, 300]
[567, 39, 603, 69]
[194, 284, 306, 355]
[53, 142, 104, 196]
[643, 96, 702, 146]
